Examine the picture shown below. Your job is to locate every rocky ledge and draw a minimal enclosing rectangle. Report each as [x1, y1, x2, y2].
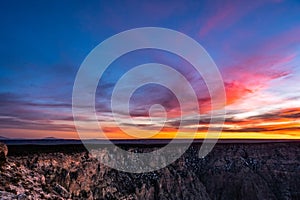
[0, 142, 299, 199]
[0, 142, 8, 166]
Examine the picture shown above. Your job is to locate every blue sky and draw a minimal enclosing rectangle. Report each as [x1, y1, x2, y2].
[0, 0, 300, 139]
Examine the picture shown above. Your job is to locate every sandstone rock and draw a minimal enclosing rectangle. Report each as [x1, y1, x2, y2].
[0, 142, 8, 165]
[54, 184, 70, 198]
[0, 191, 16, 200]
[0, 143, 299, 199]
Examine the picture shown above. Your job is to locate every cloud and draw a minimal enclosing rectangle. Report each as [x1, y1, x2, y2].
[199, 1, 237, 37]
[199, 0, 268, 37]
[0, 92, 77, 136]
[249, 107, 300, 120]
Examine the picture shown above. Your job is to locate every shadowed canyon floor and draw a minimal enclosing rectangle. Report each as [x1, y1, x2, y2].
[0, 141, 300, 199]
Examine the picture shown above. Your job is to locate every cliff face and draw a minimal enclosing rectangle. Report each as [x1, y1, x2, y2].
[0, 142, 8, 166]
[0, 142, 299, 200]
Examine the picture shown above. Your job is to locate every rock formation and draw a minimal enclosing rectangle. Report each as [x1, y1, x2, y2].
[0, 142, 299, 199]
[0, 142, 8, 166]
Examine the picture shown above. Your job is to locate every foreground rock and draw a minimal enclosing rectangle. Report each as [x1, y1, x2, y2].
[0, 142, 299, 199]
[0, 142, 8, 166]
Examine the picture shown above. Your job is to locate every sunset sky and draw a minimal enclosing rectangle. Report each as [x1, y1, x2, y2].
[0, 0, 300, 139]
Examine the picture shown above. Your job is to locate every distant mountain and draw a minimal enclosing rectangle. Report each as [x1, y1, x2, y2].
[42, 137, 59, 140]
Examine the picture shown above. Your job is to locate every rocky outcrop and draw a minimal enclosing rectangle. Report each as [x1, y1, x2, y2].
[0, 142, 299, 199]
[0, 142, 8, 166]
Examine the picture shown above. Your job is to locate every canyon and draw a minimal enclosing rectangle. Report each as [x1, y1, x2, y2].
[0, 142, 299, 199]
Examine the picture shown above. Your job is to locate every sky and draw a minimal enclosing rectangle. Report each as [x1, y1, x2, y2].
[0, 0, 300, 139]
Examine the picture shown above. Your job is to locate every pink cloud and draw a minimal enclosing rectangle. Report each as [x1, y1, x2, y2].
[219, 25, 299, 104]
[199, 1, 266, 37]
[199, 2, 236, 37]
